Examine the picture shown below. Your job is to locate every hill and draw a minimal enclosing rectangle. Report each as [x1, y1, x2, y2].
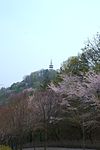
[0, 69, 57, 105]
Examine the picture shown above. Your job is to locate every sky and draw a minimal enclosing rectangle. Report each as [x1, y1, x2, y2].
[0, 0, 100, 87]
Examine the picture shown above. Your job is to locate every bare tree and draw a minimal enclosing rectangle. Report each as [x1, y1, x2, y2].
[0, 105, 11, 145]
[7, 92, 32, 150]
[31, 89, 61, 150]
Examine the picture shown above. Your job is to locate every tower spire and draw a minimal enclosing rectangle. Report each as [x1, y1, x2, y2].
[49, 59, 53, 69]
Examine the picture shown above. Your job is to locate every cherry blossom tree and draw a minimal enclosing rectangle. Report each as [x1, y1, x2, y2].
[50, 71, 100, 146]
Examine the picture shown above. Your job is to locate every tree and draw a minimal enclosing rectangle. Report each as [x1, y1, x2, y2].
[50, 71, 100, 147]
[23, 69, 57, 90]
[82, 32, 100, 72]
[7, 92, 32, 150]
[31, 89, 61, 150]
[60, 55, 89, 76]
[0, 105, 11, 145]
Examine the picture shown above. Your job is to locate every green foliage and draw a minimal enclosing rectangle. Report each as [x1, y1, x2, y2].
[24, 69, 57, 90]
[0, 88, 10, 105]
[60, 55, 89, 75]
[93, 63, 100, 73]
[52, 72, 63, 85]
[0, 145, 12, 150]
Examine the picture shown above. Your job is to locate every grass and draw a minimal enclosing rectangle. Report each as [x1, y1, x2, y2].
[0, 145, 12, 150]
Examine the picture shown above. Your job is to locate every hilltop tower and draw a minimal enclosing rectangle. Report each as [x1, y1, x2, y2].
[49, 60, 53, 69]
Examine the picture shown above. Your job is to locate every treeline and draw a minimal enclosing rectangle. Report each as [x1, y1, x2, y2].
[0, 33, 100, 150]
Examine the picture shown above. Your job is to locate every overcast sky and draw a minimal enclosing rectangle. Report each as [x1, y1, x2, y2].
[0, 0, 100, 87]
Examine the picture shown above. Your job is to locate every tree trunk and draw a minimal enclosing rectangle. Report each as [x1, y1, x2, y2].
[19, 136, 23, 150]
[82, 119, 85, 150]
[44, 122, 47, 150]
[32, 131, 36, 150]
[88, 131, 93, 144]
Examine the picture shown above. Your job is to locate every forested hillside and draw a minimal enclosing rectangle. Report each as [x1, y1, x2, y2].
[0, 69, 57, 105]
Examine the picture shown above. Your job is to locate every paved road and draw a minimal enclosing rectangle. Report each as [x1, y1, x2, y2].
[23, 148, 95, 150]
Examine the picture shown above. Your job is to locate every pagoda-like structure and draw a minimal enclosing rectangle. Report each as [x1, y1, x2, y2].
[49, 60, 53, 69]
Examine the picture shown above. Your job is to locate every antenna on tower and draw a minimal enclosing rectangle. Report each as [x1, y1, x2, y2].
[49, 59, 53, 69]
